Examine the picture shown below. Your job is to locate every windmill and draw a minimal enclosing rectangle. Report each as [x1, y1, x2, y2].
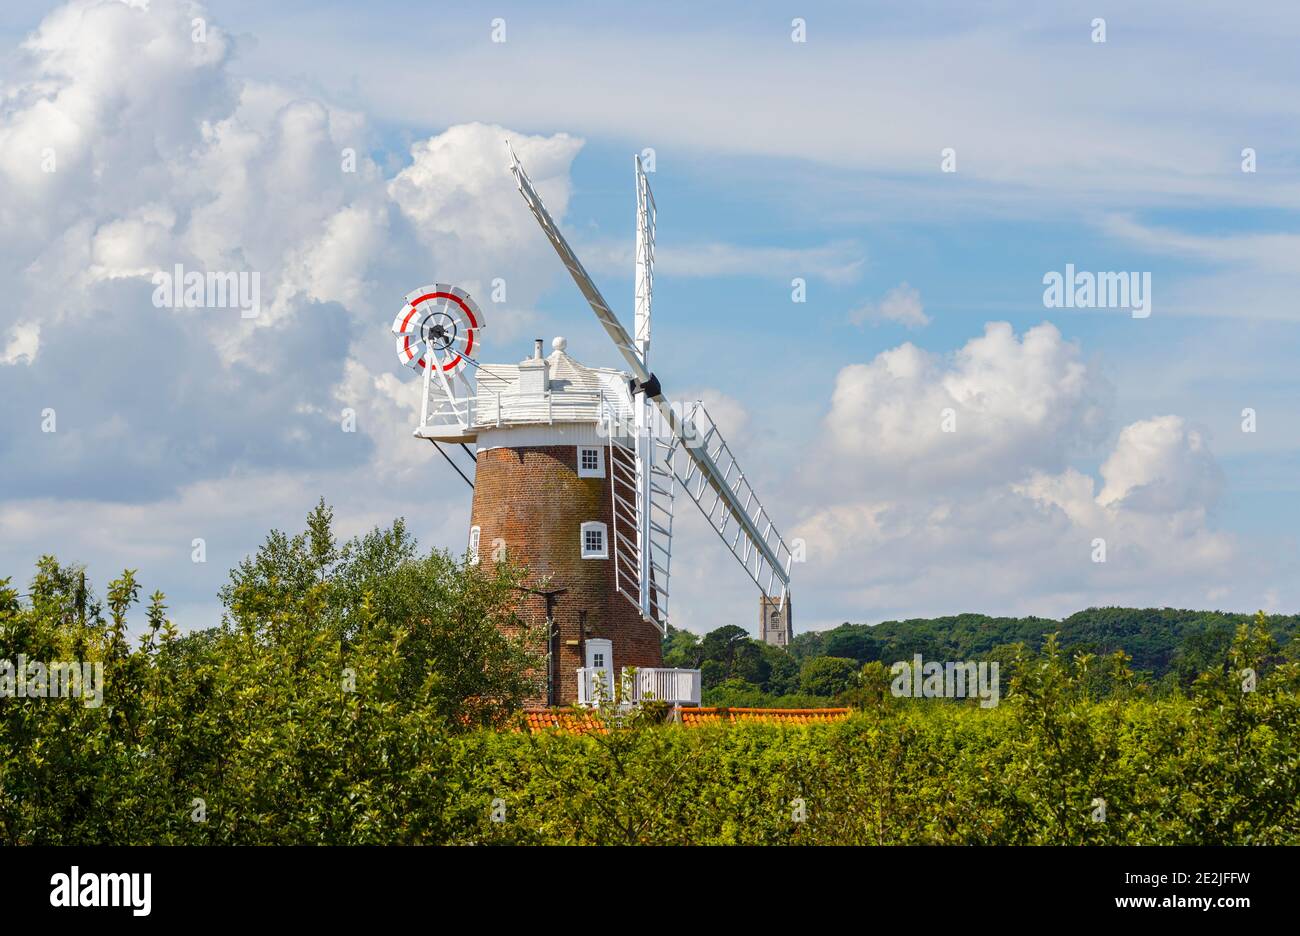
[390, 146, 794, 707]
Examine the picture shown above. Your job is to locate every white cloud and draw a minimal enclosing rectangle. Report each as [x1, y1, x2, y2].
[0, 0, 587, 629]
[1101, 214, 1300, 273]
[88, 203, 179, 281]
[666, 323, 1272, 631]
[791, 431, 1250, 624]
[677, 388, 749, 442]
[390, 122, 581, 255]
[1096, 416, 1223, 513]
[1, 321, 40, 365]
[819, 321, 1108, 492]
[0, 0, 234, 241]
[385, 121, 585, 343]
[1096, 214, 1300, 322]
[265, 8, 1300, 212]
[774, 323, 1284, 625]
[849, 282, 929, 329]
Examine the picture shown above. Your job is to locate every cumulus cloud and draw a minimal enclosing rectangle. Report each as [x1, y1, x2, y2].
[1096, 416, 1223, 513]
[390, 123, 581, 259]
[0, 0, 582, 495]
[0, 0, 585, 628]
[819, 322, 1109, 493]
[784, 322, 1275, 623]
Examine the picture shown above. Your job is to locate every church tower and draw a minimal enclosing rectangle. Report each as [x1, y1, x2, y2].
[759, 595, 793, 648]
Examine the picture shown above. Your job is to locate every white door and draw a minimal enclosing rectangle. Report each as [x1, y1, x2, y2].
[585, 639, 614, 703]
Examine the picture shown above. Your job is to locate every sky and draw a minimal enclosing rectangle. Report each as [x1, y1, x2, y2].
[1, 0, 1298, 635]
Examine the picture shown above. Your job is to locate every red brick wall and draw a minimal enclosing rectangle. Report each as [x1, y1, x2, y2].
[470, 443, 664, 706]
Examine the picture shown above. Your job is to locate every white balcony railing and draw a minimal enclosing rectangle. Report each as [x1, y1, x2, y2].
[419, 388, 632, 436]
[576, 667, 616, 707]
[576, 667, 702, 707]
[624, 667, 701, 706]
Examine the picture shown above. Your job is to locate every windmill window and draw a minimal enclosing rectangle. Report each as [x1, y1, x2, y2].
[580, 521, 608, 559]
[577, 445, 605, 478]
[468, 526, 481, 565]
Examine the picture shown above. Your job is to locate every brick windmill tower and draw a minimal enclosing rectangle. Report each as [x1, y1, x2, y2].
[390, 149, 793, 708]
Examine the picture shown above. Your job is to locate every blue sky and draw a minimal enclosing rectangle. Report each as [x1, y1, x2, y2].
[2, 0, 1298, 634]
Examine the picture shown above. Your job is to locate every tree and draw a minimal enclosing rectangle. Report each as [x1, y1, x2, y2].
[6, 561, 1300, 843]
[788, 629, 826, 661]
[859, 660, 892, 703]
[758, 643, 800, 695]
[219, 502, 540, 725]
[0, 505, 545, 845]
[661, 625, 702, 668]
[799, 656, 858, 697]
[823, 626, 878, 663]
[1172, 624, 1234, 687]
[699, 625, 750, 667]
[731, 641, 771, 687]
[700, 659, 726, 689]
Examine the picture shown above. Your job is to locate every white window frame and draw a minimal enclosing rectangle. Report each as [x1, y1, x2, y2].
[468, 525, 481, 565]
[580, 521, 609, 559]
[577, 445, 605, 478]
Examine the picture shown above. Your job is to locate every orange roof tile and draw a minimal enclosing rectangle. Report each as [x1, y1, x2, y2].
[518, 706, 852, 732]
[678, 707, 852, 727]
[520, 710, 607, 734]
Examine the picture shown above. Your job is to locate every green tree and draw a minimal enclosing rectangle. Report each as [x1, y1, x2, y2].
[758, 643, 800, 695]
[0, 505, 543, 845]
[699, 625, 750, 667]
[799, 656, 858, 697]
[661, 625, 702, 668]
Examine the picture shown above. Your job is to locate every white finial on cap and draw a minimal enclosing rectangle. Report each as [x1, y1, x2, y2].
[552, 336, 567, 352]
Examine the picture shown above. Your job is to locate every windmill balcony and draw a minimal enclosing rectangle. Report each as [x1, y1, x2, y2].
[416, 388, 632, 442]
[576, 667, 702, 707]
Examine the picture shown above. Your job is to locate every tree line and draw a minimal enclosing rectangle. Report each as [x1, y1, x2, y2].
[665, 607, 1299, 707]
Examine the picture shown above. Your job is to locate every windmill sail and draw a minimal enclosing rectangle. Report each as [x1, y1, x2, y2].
[663, 402, 791, 604]
[634, 154, 655, 363]
[631, 155, 661, 625]
[508, 143, 791, 619]
[507, 143, 646, 376]
[608, 402, 675, 631]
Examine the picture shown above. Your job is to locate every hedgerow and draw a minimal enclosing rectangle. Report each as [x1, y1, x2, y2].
[3, 505, 1296, 845]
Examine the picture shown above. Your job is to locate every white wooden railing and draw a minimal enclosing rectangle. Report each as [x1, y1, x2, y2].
[576, 667, 616, 706]
[421, 388, 631, 435]
[576, 667, 701, 707]
[624, 667, 701, 705]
